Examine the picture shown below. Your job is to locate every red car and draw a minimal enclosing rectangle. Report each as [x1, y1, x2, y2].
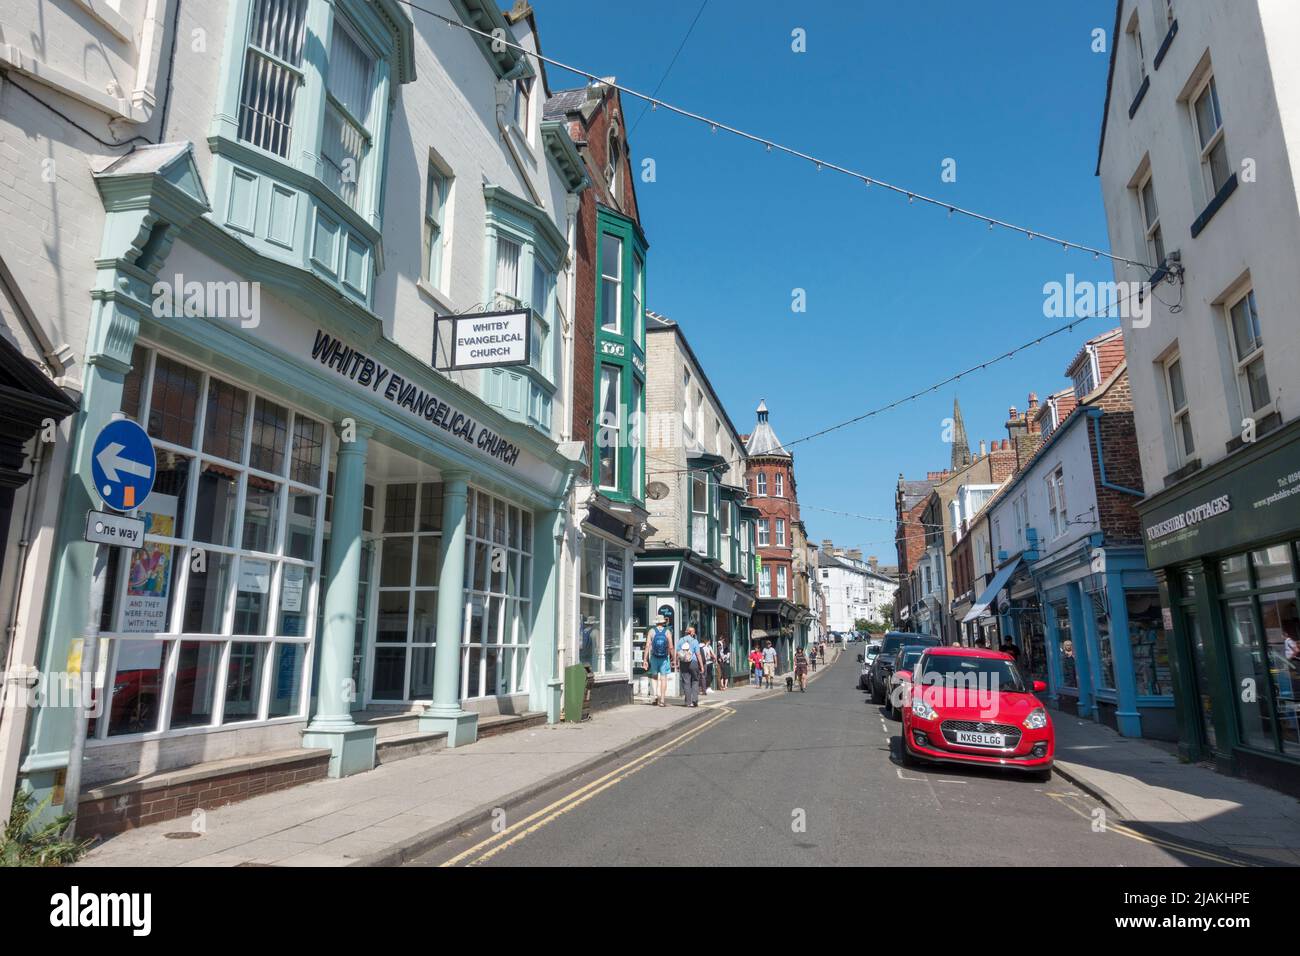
[899, 647, 1054, 782]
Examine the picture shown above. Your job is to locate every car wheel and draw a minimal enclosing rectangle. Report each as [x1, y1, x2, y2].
[871, 680, 884, 705]
[1031, 767, 1053, 783]
[899, 737, 918, 767]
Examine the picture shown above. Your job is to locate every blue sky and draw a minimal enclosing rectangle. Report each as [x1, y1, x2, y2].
[541, 0, 1120, 560]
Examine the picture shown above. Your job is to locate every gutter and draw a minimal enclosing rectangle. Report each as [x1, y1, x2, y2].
[1086, 408, 1145, 497]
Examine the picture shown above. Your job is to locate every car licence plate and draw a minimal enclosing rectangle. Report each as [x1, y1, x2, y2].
[955, 730, 1006, 747]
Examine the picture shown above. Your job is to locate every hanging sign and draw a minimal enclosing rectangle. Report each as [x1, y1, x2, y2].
[445, 310, 530, 370]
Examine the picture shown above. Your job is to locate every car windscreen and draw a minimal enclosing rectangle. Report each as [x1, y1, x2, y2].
[917, 656, 1027, 694]
[900, 650, 924, 670]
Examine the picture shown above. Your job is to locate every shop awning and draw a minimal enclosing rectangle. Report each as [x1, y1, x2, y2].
[962, 557, 1022, 624]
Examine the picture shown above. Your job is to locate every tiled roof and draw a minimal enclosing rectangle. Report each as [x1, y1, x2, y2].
[542, 87, 587, 120]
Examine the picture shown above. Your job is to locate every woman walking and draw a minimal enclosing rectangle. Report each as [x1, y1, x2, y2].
[718, 640, 731, 690]
[794, 647, 809, 692]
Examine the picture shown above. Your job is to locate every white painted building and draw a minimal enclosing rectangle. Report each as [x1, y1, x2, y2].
[816, 546, 895, 634]
[1096, 0, 1300, 779]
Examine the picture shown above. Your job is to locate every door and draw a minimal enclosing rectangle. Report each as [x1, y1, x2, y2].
[1183, 609, 1217, 752]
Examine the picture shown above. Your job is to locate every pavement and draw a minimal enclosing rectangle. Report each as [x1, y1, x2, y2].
[1051, 714, 1300, 864]
[75, 657, 812, 868]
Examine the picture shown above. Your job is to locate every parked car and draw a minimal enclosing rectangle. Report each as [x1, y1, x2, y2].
[856, 641, 883, 689]
[900, 647, 1054, 782]
[869, 631, 940, 704]
[885, 645, 928, 718]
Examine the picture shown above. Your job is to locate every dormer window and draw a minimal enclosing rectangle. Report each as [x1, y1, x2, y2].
[237, 0, 309, 158]
[606, 123, 623, 204]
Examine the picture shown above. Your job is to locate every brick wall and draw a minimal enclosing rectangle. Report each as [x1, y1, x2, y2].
[1086, 367, 1145, 543]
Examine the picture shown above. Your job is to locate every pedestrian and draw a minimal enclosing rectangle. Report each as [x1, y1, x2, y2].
[762, 640, 777, 689]
[699, 635, 716, 696]
[809, 647, 818, 673]
[718, 640, 731, 690]
[975, 637, 988, 649]
[643, 615, 673, 707]
[794, 646, 808, 692]
[817, 642, 825, 665]
[749, 646, 764, 685]
[677, 626, 702, 707]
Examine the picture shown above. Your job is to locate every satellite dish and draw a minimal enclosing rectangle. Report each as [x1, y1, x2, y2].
[645, 481, 670, 500]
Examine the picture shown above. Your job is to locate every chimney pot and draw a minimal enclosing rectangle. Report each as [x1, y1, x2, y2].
[1009, 406, 1018, 418]
[1029, 392, 1039, 408]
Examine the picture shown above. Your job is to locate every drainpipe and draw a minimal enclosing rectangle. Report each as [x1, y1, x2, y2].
[561, 193, 579, 445]
[1086, 408, 1145, 497]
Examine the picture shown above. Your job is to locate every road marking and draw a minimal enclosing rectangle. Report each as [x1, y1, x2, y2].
[441, 706, 734, 867]
[1046, 791, 1244, 866]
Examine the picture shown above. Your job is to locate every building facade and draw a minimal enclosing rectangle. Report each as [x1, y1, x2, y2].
[544, 79, 651, 711]
[1097, 0, 1300, 790]
[0, 0, 591, 833]
[636, 313, 755, 692]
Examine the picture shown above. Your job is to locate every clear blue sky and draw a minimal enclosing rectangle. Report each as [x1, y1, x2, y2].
[540, 0, 1119, 560]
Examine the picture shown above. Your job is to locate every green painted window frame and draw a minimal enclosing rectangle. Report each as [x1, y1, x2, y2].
[594, 207, 647, 504]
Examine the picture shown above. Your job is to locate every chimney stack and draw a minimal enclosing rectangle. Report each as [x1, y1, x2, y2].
[868, 555, 879, 570]
[978, 439, 987, 457]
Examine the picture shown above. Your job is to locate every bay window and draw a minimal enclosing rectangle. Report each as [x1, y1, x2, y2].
[598, 365, 621, 489]
[320, 21, 375, 208]
[776, 518, 786, 547]
[691, 472, 709, 557]
[600, 233, 622, 333]
[758, 519, 770, 547]
[756, 472, 767, 497]
[495, 235, 522, 307]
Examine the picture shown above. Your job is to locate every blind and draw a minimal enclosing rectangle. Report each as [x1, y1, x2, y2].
[237, 0, 308, 157]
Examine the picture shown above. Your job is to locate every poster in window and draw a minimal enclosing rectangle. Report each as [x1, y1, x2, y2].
[122, 500, 177, 634]
[605, 551, 624, 601]
[281, 564, 304, 612]
[239, 558, 271, 594]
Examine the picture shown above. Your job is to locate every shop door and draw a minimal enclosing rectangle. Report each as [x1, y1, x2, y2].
[351, 539, 375, 711]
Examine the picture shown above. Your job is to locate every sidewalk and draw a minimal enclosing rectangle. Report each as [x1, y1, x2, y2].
[76, 680, 770, 868]
[1051, 714, 1300, 863]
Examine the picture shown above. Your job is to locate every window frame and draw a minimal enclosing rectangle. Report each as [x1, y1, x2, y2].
[423, 163, 451, 292]
[1163, 351, 1195, 462]
[1224, 287, 1271, 418]
[1190, 73, 1230, 201]
[1136, 168, 1165, 269]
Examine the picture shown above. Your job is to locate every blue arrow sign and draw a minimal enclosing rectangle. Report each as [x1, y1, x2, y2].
[91, 419, 156, 512]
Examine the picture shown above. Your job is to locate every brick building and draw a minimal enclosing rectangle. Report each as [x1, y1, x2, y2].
[545, 79, 652, 709]
[745, 400, 805, 670]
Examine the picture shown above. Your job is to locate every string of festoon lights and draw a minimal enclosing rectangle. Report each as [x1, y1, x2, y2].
[395, 0, 1156, 272]
[644, 279, 1147, 481]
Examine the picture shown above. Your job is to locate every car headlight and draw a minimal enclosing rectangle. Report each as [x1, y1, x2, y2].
[911, 698, 938, 721]
[1023, 707, 1048, 730]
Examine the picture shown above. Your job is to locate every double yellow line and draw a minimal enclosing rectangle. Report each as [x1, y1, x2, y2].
[440, 705, 734, 866]
[1047, 791, 1246, 867]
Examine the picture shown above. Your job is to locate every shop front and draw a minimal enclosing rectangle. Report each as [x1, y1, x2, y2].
[19, 150, 577, 816]
[631, 549, 754, 695]
[1140, 420, 1300, 794]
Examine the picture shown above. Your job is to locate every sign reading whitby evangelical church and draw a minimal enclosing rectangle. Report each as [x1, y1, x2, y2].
[447, 310, 529, 371]
[310, 330, 523, 468]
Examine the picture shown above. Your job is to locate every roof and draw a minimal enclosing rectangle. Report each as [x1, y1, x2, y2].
[1095, 0, 1124, 176]
[644, 310, 746, 453]
[542, 86, 588, 120]
[1066, 327, 1124, 381]
[924, 647, 1014, 660]
[745, 399, 791, 458]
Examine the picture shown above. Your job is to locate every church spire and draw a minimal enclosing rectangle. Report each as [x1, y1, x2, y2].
[951, 397, 972, 470]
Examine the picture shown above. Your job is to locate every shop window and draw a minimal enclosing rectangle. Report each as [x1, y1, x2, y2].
[1054, 603, 1076, 689]
[1127, 592, 1172, 696]
[100, 346, 324, 738]
[1091, 590, 1116, 690]
[1225, 598, 1275, 751]
[461, 489, 532, 699]
[580, 534, 627, 676]
[1260, 593, 1300, 752]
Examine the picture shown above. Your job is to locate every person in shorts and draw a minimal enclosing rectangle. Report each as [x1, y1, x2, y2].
[762, 641, 777, 689]
[643, 615, 673, 707]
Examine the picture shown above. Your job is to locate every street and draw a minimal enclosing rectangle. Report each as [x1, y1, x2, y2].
[417, 651, 1241, 867]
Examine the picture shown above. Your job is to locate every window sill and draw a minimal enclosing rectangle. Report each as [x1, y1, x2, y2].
[1153, 20, 1178, 71]
[1163, 457, 1202, 488]
[1128, 74, 1150, 119]
[416, 278, 457, 315]
[1190, 173, 1239, 238]
[1225, 410, 1282, 453]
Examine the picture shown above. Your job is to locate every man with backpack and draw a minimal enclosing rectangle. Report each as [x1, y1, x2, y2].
[698, 636, 716, 697]
[643, 615, 673, 707]
[677, 626, 702, 707]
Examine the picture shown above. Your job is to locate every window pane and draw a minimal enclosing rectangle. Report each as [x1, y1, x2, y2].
[415, 536, 440, 588]
[1252, 546, 1293, 589]
[1260, 595, 1300, 752]
[242, 476, 281, 553]
[496, 237, 521, 300]
[380, 537, 412, 587]
[286, 492, 318, 560]
[237, 0, 307, 156]
[249, 398, 289, 474]
[121, 345, 147, 421]
[1194, 81, 1220, 148]
[412, 591, 437, 644]
[579, 595, 600, 667]
[327, 23, 372, 124]
[194, 462, 239, 546]
[372, 646, 406, 700]
[223, 642, 265, 723]
[1167, 359, 1186, 410]
[1226, 599, 1275, 750]
[410, 645, 435, 699]
[267, 642, 305, 717]
[184, 553, 233, 633]
[168, 641, 222, 728]
[290, 416, 325, 486]
[1220, 554, 1250, 593]
[376, 591, 409, 644]
[1245, 356, 1270, 413]
[107, 640, 168, 735]
[1141, 179, 1158, 228]
[147, 355, 202, 447]
[276, 561, 312, 636]
[233, 559, 272, 635]
[418, 482, 444, 532]
[142, 450, 191, 541]
[203, 378, 248, 461]
[1208, 137, 1230, 193]
[1127, 593, 1172, 696]
[383, 483, 417, 534]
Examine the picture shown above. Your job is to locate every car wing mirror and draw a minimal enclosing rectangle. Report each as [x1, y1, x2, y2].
[1033, 680, 1048, 693]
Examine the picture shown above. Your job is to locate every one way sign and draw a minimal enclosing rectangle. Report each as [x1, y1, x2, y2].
[90, 418, 156, 512]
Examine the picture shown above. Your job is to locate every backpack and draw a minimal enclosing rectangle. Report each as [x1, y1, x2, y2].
[701, 644, 715, 664]
[651, 627, 670, 657]
[677, 641, 695, 664]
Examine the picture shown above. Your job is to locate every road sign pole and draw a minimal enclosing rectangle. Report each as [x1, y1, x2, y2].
[62, 541, 108, 834]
